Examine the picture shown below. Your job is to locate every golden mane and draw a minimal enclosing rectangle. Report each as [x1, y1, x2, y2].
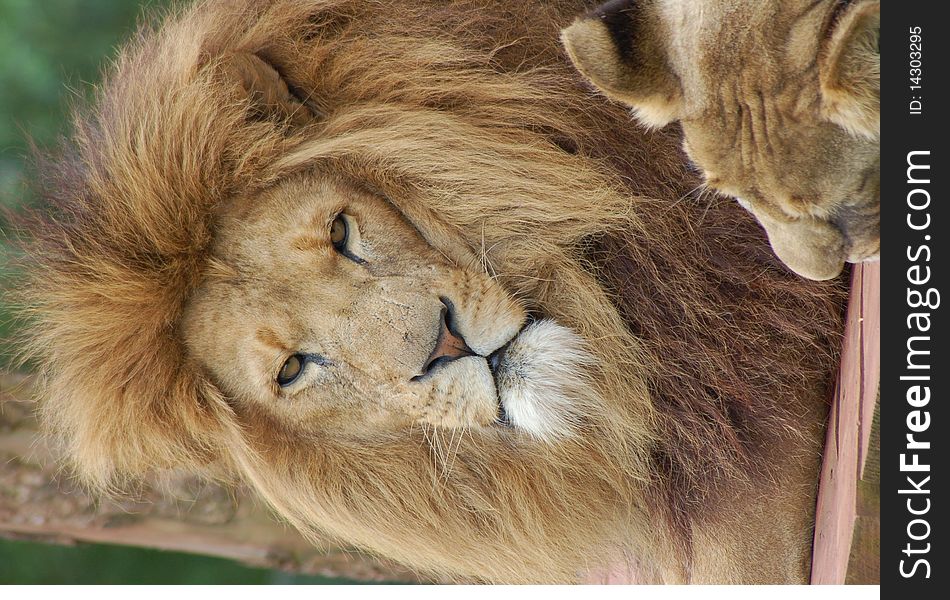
[14, 0, 848, 583]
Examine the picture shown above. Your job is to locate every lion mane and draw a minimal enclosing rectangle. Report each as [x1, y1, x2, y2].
[15, 0, 847, 583]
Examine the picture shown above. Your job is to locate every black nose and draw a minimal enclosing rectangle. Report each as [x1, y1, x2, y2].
[416, 298, 474, 378]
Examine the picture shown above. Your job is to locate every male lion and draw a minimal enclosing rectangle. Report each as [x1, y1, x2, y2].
[17, 0, 846, 583]
[562, 0, 880, 281]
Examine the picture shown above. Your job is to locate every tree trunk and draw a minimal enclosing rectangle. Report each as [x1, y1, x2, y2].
[0, 371, 419, 582]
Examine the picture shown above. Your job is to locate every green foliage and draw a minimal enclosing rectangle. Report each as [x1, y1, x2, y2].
[0, 537, 370, 584]
[1, 0, 165, 201]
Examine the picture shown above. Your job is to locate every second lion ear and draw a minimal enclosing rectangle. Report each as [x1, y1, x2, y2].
[820, 1, 880, 139]
[220, 52, 316, 127]
[561, 0, 682, 128]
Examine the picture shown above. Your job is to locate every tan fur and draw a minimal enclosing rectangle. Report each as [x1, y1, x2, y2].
[12, 0, 847, 583]
[562, 0, 880, 281]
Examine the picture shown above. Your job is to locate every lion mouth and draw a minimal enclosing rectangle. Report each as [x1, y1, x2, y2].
[487, 342, 512, 426]
[486, 313, 536, 427]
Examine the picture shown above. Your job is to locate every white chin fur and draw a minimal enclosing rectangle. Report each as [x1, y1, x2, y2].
[495, 320, 595, 441]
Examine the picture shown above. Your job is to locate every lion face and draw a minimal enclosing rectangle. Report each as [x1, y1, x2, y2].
[678, 105, 880, 281]
[182, 175, 592, 440]
[562, 0, 880, 280]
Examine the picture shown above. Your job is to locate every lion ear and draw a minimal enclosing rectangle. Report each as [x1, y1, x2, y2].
[221, 52, 316, 127]
[820, 1, 880, 139]
[561, 0, 682, 128]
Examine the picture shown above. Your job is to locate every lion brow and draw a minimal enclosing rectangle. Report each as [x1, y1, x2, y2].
[255, 327, 289, 352]
[292, 235, 327, 252]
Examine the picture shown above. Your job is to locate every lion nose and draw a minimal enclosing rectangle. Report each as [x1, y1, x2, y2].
[418, 298, 475, 376]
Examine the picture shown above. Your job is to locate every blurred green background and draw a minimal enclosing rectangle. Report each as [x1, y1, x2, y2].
[0, 537, 359, 584]
[0, 0, 362, 584]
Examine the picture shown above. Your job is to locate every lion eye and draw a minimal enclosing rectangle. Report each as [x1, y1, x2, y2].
[330, 215, 348, 250]
[329, 214, 366, 264]
[277, 354, 305, 387]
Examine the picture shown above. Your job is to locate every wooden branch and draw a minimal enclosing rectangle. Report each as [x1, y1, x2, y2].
[810, 262, 881, 584]
[0, 371, 419, 582]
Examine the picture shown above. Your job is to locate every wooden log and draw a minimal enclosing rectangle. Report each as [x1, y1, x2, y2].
[0, 371, 419, 583]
